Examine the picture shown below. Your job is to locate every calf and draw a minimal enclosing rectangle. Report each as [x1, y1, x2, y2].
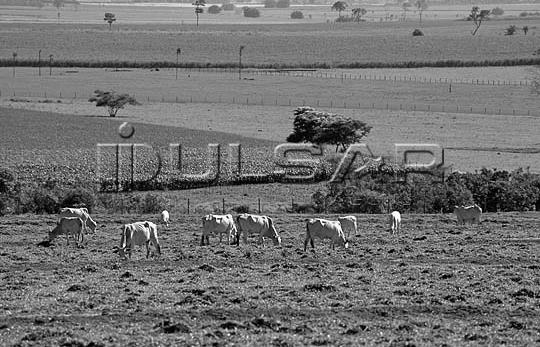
[304, 218, 349, 251]
[58, 207, 97, 242]
[201, 214, 238, 246]
[454, 204, 482, 225]
[119, 221, 161, 260]
[49, 217, 84, 247]
[236, 214, 281, 246]
[160, 210, 170, 227]
[389, 211, 401, 234]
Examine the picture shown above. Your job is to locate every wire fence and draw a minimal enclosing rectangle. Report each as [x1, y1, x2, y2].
[2, 88, 538, 118]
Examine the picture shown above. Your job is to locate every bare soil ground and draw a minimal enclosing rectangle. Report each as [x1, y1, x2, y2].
[1, 212, 539, 346]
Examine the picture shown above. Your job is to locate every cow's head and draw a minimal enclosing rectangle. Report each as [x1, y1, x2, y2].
[273, 235, 282, 246]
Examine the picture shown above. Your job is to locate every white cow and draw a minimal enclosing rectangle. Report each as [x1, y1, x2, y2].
[389, 211, 401, 234]
[304, 218, 349, 251]
[236, 214, 281, 246]
[454, 204, 482, 225]
[119, 221, 161, 260]
[58, 207, 97, 237]
[201, 214, 238, 246]
[160, 210, 170, 227]
[338, 215, 357, 238]
[49, 217, 84, 247]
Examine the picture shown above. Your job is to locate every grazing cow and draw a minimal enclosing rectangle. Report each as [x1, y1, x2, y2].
[338, 216, 357, 238]
[201, 214, 238, 246]
[49, 217, 84, 247]
[59, 207, 97, 236]
[236, 214, 281, 246]
[160, 210, 170, 227]
[119, 221, 161, 260]
[304, 218, 349, 251]
[389, 211, 401, 234]
[454, 204, 482, 225]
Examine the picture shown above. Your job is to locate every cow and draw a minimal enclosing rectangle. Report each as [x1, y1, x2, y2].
[160, 210, 170, 227]
[58, 207, 97, 240]
[201, 214, 238, 246]
[119, 221, 161, 260]
[236, 214, 281, 246]
[304, 218, 349, 251]
[338, 215, 357, 238]
[454, 204, 482, 225]
[389, 211, 401, 234]
[49, 217, 84, 247]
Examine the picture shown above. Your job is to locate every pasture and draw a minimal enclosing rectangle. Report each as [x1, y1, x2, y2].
[1, 212, 540, 346]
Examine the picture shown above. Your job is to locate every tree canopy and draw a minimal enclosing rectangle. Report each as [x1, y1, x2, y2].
[88, 90, 140, 117]
[468, 6, 490, 35]
[331, 1, 347, 18]
[286, 107, 372, 152]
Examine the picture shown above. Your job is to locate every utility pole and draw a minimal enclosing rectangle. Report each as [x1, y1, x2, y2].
[238, 45, 245, 80]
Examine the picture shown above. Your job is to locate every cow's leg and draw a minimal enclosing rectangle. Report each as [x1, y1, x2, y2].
[146, 241, 150, 259]
[206, 235, 210, 245]
[304, 237, 309, 252]
[200, 234, 205, 246]
[310, 238, 315, 249]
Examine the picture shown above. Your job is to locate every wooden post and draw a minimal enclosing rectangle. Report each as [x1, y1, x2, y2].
[187, 198, 190, 214]
[222, 198, 225, 214]
[258, 198, 261, 214]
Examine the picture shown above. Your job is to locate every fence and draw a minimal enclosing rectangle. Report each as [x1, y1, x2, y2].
[2, 88, 538, 118]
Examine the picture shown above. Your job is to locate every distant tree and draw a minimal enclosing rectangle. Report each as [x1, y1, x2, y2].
[468, 6, 490, 36]
[523, 25, 529, 35]
[276, 0, 290, 8]
[243, 7, 260, 17]
[88, 90, 140, 117]
[505, 25, 516, 35]
[192, 0, 206, 27]
[351, 7, 367, 22]
[222, 3, 235, 10]
[208, 5, 221, 14]
[264, 0, 276, 8]
[104, 12, 116, 30]
[491, 7, 504, 16]
[414, 0, 427, 23]
[286, 107, 372, 152]
[291, 10, 304, 19]
[53, 0, 64, 22]
[331, 1, 347, 20]
[401, 1, 411, 20]
[412, 28, 424, 36]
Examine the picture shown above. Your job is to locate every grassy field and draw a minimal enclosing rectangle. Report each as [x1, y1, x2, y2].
[1, 212, 539, 346]
[1, 18, 540, 67]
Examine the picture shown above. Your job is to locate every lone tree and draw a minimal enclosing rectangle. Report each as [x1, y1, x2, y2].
[352, 7, 367, 22]
[414, 0, 427, 23]
[469, 6, 490, 36]
[88, 90, 140, 117]
[193, 0, 206, 27]
[331, 1, 347, 20]
[523, 25, 529, 35]
[401, 1, 411, 20]
[287, 107, 371, 152]
[104, 12, 116, 30]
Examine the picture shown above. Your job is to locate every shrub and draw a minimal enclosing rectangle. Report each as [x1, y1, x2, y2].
[520, 11, 528, 17]
[61, 188, 95, 213]
[276, 0, 290, 8]
[412, 28, 424, 36]
[88, 90, 140, 117]
[491, 7, 504, 16]
[222, 3, 235, 10]
[140, 192, 167, 214]
[208, 5, 222, 14]
[505, 25, 517, 35]
[0, 167, 16, 195]
[19, 186, 58, 214]
[264, 0, 276, 8]
[335, 15, 354, 22]
[243, 7, 260, 17]
[291, 10, 304, 19]
[232, 204, 250, 213]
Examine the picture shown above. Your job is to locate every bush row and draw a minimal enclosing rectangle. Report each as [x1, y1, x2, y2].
[3, 57, 540, 70]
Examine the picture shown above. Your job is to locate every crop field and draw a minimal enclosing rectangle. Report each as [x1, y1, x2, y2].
[1, 18, 540, 67]
[1, 212, 540, 346]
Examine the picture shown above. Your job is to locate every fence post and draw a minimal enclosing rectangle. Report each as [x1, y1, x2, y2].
[187, 198, 190, 214]
[258, 198, 261, 214]
[222, 198, 225, 214]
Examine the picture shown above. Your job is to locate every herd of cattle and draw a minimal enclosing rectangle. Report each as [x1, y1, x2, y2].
[48, 204, 483, 259]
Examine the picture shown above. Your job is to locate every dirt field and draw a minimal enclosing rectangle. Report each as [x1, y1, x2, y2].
[1, 212, 539, 346]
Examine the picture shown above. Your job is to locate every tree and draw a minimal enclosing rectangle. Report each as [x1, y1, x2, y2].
[243, 7, 260, 18]
[401, 1, 411, 20]
[414, 0, 427, 23]
[523, 25, 529, 35]
[264, 0, 276, 8]
[192, 0, 205, 27]
[208, 5, 221, 14]
[286, 107, 372, 152]
[88, 90, 140, 117]
[104, 12, 116, 30]
[276, 0, 290, 8]
[491, 7, 504, 16]
[291, 10, 304, 19]
[53, 0, 64, 22]
[505, 25, 516, 35]
[468, 6, 490, 36]
[351, 7, 367, 22]
[331, 1, 347, 20]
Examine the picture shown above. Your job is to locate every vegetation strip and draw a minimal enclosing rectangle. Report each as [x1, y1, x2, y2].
[3, 57, 540, 70]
